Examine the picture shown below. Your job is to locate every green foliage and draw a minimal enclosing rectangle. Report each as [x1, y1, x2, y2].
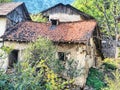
[103, 63, 116, 70]
[0, 38, 87, 89]
[0, 46, 13, 59]
[73, 0, 120, 36]
[86, 68, 105, 90]
[103, 58, 119, 70]
[0, 72, 13, 90]
[24, 37, 64, 74]
[0, 60, 73, 90]
[102, 70, 120, 90]
[73, 0, 103, 20]
[25, 37, 56, 66]
[0, 0, 12, 3]
[118, 48, 120, 57]
[30, 14, 48, 22]
[86, 58, 120, 90]
[1, 46, 13, 54]
[23, 37, 74, 89]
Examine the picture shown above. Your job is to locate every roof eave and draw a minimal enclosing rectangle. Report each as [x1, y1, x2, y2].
[0, 15, 6, 17]
[4, 38, 88, 44]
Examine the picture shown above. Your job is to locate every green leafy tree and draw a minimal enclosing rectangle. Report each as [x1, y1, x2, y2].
[73, 0, 120, 36]
[73, 0, 103, 21]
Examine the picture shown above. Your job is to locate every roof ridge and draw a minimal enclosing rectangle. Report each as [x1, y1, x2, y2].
[41, 3, 64, 13]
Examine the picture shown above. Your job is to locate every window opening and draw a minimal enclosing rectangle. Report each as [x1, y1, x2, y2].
[58, 52, 65, 61]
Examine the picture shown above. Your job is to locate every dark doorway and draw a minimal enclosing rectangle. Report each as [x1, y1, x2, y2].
[8, 50, 19, 68]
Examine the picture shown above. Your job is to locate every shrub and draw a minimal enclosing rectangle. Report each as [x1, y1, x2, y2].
[86, 67, 105, 90]
[0, 71, 14, 90]
[102, 69, 120, 90]
[0, 37, 73, 90]
[0, 60, 73, 90]
[103, 58, 119, 70]
[24, 37, 64, 74]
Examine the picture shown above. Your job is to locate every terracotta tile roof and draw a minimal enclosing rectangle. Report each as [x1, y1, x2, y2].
[4, 20, 97, 43]
[0, 2, 23, 16]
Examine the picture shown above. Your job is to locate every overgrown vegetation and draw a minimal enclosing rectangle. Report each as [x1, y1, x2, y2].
[24, 37, 64, 74]
[30, 14, 48, 22]
[86, 58, 120, 90]
[0, 37, 74, 90]
[101, 58, 120, 90]
[103, 58, 119, 70]
[102, 69, 120, 90]
[86, 68, 105, 90]
[0, 60, 73, 90]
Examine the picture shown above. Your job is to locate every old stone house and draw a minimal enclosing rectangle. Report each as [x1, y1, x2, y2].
[3, 20, 102, 87]
[1, 3, 103, 88]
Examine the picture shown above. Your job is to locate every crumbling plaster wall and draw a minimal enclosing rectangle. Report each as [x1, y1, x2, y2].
[56, 38, 101, 87]
[0, 18, 7, 37]
[4, 41, 28, 62]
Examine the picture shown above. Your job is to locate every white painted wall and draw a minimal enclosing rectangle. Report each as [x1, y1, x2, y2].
[0, 18, 7, 37]
[0, 49, 8, 72]
[49, 13, 82, 22]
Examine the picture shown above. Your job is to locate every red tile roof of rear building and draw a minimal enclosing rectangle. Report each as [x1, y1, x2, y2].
[4, 20, 97, 43]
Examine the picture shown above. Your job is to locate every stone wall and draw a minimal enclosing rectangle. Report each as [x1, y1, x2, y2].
[4, 41, 28, 62]
[102, 40, 116, 58]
